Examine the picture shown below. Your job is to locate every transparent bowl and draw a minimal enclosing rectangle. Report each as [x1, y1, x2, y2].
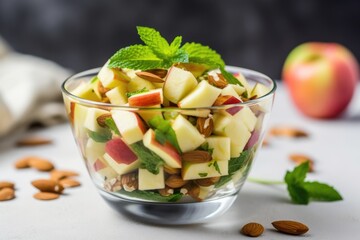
[61, 66, 276, 224]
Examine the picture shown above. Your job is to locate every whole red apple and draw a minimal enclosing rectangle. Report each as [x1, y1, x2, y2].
[283, 42, 359, 118]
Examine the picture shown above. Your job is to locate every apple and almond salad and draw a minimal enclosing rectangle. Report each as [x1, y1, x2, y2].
[65, 27, 271, 202]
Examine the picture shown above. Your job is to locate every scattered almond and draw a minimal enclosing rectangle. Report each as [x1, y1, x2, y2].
[31, 179, 64, 193]
[33, 192, 60, 201]
[269, 127, 308, 138]
[59, 178, 81, 188]
[16, 136, 53, 147]
[208, 74, 228, 89]
[289, 154, 314, 172]
[96, 113, 112, 128]
[240, 222, 264, 237]
[165, 175, 188, 188]
[136, 71, 165, 83]
[0, 181, 15, 190]
[144, 69, 168, 78]
[195, 177, 220, 187]
[182, 150, 212, 163]
[50, 170, 79, 181]
[272, 220, 309, 235]
[0, 188, 15, 201]
[14, 157, 31, 169]
[196, 117, 214, 137]
[28, 157, 54, 172]
[163, 165, 181, 175]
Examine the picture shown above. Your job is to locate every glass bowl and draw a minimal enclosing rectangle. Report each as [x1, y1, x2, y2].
[61, 66, 276, 224]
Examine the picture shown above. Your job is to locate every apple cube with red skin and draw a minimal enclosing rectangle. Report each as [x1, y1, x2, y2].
[138, 166, 165, 190]
[98, 64, 130, 88]
[93, 157, 117, 180]
[128, 89, 163, 107]
[105, 82, 128, 105]
[213, 95, 243, 116]
[112, 110, 147, 144]
[163, 66, 198, 103]
[143, 129, 182, 169]
[172, 114, 205, 153]
[178, 80, 222, 108]
[103, 138, 140, 175]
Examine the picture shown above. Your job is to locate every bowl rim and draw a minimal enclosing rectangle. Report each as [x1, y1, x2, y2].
[61, 66, 277, 110]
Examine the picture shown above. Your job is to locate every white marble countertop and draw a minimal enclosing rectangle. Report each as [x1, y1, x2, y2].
[1, 83, 359, 240]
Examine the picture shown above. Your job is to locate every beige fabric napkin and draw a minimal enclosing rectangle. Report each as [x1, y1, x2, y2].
[0, 36, 71, 138]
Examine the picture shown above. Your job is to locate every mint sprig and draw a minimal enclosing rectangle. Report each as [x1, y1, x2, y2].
[108, 26, 224, 70]
[131, 141, 164, 175]
[249, 161, 343, 204]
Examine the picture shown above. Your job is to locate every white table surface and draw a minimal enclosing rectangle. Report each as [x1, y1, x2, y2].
[1, 83, 359, 240]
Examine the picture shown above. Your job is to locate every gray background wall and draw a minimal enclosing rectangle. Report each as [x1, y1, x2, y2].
[0, 0, 359, 79]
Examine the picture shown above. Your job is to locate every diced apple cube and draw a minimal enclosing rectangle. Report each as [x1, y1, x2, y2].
[174, 63, 208, 78]
[103, 138, 139, 175]
[198, 185, 215, 200]
[98, 64, 130, 88]
[230, 84, 246, 96]
[137, 104, 163, 123]
[71, 82, 101, 101]
[93, 157, 117, 180]
[127, 75, 155, 92]
[163, 66, 198, 103]
[112, 110, 147, 144]
[206, 136, 231, 161]
[180, 109, 211, 118]
[232, 107, 257, 132]
[178, 80, 222, 108]
[84, 108, 109, 133]
[221, 85, 241, 98]
[85, 139, 106, 164]
[128, 89, 163, 107]
[72, 103, 89, 138]
[172, 114, 205, 152]
[143, 129, 181, 168]
[251, 83, 270, 98]
[105, 82, 128, 105]
[138, 167, 165, 190]
[182, 160, 228, 180]
[235, 72, 251, 95]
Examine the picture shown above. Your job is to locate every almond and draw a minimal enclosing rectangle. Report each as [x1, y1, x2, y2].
[182, 150, 212, 163]
[121, 173, 138, 192]
[50, 170, 79, 181]
[195, 177, 220, 187]
[31, 179, 64, 193]
[158, 186, 174, 197]
[289, 154, 314, 172]
[144, 69, 168, 78]
[272, 220, 309, 235]
[104, 176, 122, 192]
[163, 165, 181, 175]
[33, 192, 60, 201]
[0, 181, 15, 190]
[269, 127, 309, 138]
[0, 188, 15, 201]
[196, 117, 214, 137]
[14, 157, 31, 169]
[165, 175, 188, 188]
[240, 222, 264, 237]
[208, 74, 228, 89]
[96, 113, 111, 128]
[59, 178, 81, 188]
[97, 81, 110, 96]
[136, 71, 165, 83]
[16, 136, 52, 147]
[186, 183, 201, 201]
[28, 157, 54, 172]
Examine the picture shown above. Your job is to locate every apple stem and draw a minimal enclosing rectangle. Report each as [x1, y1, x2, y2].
[247, 177, 285, 185]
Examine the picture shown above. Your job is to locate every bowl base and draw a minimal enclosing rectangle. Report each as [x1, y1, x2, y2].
[99, 190, 238, 225]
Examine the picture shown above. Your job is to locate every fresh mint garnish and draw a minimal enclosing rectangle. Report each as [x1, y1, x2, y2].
[220, 67, 244, 87]
[108, 26, 224, 70]
[199, 172, 208, 178]
[131, 141, 164, 175]
[199, 142, 214, 156]
[148, 115, 181, 153]
[104, 118, 120, 136]
[126, 87, 149, 98]
[87, 130, 112, 143]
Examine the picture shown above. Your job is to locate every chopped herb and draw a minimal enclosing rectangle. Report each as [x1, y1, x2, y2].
[131, 142, 164, 175]
[104, 117, 120, 136]
[126, 87, 149, 98]
[213, 161, 221, 174]
[198, 173, 208, 178]
[87, 129, 112, 143]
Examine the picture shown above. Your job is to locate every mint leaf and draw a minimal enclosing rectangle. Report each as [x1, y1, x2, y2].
[137, 26, 171, 58]
[182, 42, 225, 68]
[148, 115, 181, 153]
[126, 87, 149, 98]
[87, 130, 112, 143]
[199, 173, 208, 178]
[104, 118, 120, 136]
[285, 161, 309, 185]
[287, 184, 309, 204]
[108, 45, 163, 70]
[220, 67, 244, 87]
[131, 141, 164, 175]
[169, 36, 183, 52]
[213, 161, 221, 174]
[170, 49, 189, 64]
[119, 189, 182, 202]
[303, 181, 343, 202]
